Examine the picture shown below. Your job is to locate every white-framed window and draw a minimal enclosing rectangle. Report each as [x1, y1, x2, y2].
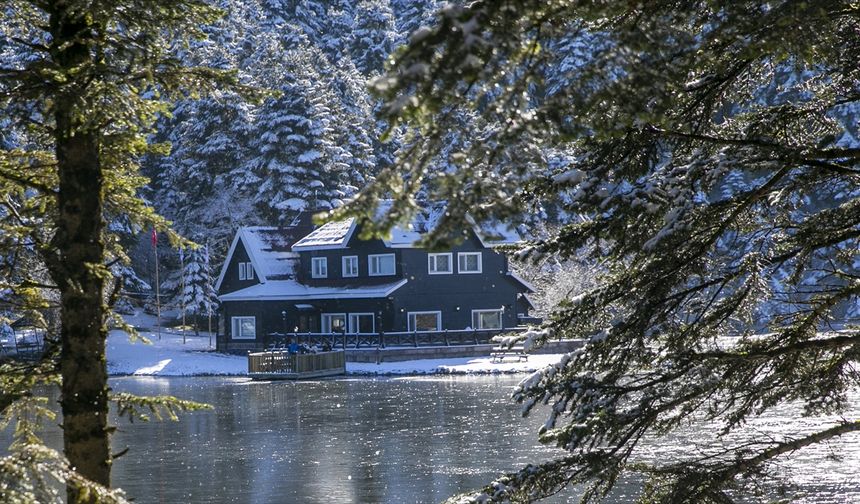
[408, 311, 442, 332]
[428, 253, 453, 274]
[369, 254, 396, 276]
[348, 313, 375, 334]
[342, 255, 359, 278]
[472, 309, 503, 330]
[231, 316, 256, 339]
[321, 313, 346, 333]
[458, 252, 482, 274]
[311, 257, 328, 278]
[238, 262, 254, 281]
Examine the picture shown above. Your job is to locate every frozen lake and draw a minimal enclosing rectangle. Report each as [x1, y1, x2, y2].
[5, 375, 860, 503]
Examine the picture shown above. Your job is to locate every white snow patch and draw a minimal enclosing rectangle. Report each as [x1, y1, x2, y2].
[109, 312, 564, 377]
[107, 329, 246, 377]
[347, 354, 564, 376]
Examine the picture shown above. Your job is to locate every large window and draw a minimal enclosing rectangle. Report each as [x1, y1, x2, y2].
[428, 253, 453, 274]
[231, 316, 256, 339]
[369, 254, 396, 276]
[311, 257, 328, 278]
[321, 313, 346, 333]
[458, 252, 482, 274]
[342, 256, 359, 278]
[408, 311, 441, 332]
[348, 313, 375, 334]
[472, 309, 503, 330]
[238, 262, 254, 280]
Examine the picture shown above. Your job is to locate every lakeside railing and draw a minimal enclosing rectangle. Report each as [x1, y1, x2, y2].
[262, 327, 532, 350]
[248, 349, 346, 374]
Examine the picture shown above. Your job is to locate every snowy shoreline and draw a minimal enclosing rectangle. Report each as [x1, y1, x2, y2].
[106, 329, 562, 378]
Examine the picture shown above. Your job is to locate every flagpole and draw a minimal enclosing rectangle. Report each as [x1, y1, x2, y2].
[153, 228, 161, 341]
[180, 247, 186, 345]
[206, 242, 213, 348]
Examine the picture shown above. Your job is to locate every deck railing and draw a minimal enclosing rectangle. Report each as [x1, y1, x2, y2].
[262, 327, 532, 350]
[248, 349, 346, 374]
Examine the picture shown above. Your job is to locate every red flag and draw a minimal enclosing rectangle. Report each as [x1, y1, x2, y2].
[151, 227, 157, 246]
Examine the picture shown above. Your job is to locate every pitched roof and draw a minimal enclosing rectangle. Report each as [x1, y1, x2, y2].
[290, 201, 524, 251]
[214, 224, 308, 291]
[218, 278, 408, 302]
[240, 227, 301, 280]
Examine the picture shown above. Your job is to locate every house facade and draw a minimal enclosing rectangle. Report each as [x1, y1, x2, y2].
[215, 208, 535, 352]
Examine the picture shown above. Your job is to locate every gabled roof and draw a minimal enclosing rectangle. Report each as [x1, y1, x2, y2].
[218, 278, 408, 302]
[290, 201, 524, 252]
[507, 271, 537, 293]
[215, 226, 306, 292]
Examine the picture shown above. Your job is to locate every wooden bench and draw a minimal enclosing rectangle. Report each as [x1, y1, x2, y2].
[490, 346, 528, 363]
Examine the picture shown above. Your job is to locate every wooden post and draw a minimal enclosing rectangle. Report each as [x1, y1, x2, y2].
[180, 247, 186, 345]
[153, 229, 161, 341]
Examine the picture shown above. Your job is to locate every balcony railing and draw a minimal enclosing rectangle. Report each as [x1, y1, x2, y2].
[262, 327, 531, 350]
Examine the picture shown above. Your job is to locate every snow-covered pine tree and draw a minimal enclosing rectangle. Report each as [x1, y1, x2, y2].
[1, 1, 242, 500]
[391, 0, 441, 42]
[348, 1, 860, 502]
[251, 46, 333, 220]
[152, 94, 257, 238]
[350, 0, 399, 76]
[180, 246, 218, 336]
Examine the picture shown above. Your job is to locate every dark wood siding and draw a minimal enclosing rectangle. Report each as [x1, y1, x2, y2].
[296, 237, 403, 286]
[389, 233, 523, 331]
[218, 239, 260, 295]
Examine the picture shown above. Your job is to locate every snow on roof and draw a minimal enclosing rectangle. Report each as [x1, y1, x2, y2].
[476, 220, 523, 247]
[215, 224, 308, 292]
[240, 227, 300, 280]
[218, 278, 408, 302]
[507, 271, 537, 293]
[291, 218, 357, 251]
[290, 200, 523, 250]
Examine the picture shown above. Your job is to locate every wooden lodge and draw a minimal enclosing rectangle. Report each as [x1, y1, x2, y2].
[216, 203, 539, 354]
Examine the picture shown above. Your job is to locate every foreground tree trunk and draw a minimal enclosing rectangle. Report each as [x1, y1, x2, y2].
[48, 5, 112, 501]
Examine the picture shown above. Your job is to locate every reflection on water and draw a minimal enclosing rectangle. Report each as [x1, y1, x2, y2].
[3, 376, 859, 503]
[109, 376, 568, 503]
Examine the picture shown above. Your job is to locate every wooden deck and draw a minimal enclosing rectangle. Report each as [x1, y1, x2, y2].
[247, 350, 346, 380]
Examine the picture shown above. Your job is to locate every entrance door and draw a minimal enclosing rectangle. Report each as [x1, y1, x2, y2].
[297, 314, 318, 333]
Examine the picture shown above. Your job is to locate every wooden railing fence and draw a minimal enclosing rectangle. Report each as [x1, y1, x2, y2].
[248, 350, 346, 374]
[262, 327, 531, 350]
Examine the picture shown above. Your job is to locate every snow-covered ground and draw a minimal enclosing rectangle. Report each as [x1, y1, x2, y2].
[106, 312, 563, 377]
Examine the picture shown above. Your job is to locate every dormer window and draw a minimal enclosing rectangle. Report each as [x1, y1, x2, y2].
[428, 253, 453, 274]
[369, 254, 395, 276]
[458, 252, 482, 274]
[312, 257, 328, 278]
[238, 262, 254, 280]
[342, 256, 359, 277]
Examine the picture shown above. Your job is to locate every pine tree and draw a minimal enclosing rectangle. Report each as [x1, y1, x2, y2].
[1, 2, 246, 501]
[181, 246, 218, 335]
[391, 0, 441, 42]
[352, 1, 860, 502]
[350, 0, 399, 76]
[251, 50, 328, 220]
